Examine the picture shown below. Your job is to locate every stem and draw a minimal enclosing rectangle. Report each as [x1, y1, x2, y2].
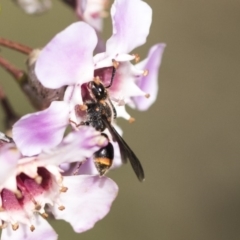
[0, 37, 32, 55]
[0, 55, 25, 81]
[61, 0, 76, 9]
[0, 86, 19, 130]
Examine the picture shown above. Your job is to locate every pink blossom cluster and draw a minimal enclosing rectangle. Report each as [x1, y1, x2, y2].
[1, 0, 165, 239]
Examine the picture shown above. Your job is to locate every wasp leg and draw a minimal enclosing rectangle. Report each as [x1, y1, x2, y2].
[105, 60, 117, 88]
[73, 162, 83, 175]
[69, 119, 86, 128]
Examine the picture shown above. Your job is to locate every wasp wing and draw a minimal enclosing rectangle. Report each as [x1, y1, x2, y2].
[0, 132, 13, 143]
[102, 116, 145, 182]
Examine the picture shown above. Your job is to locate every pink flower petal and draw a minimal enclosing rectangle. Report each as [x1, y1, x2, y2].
[94, 52, 135, 69]
[77, 126, 123, 175]
[76, 0, 104, 32]
[12, 101, 69, 156]
[1, 215, 57, 240]
[0, 144, 20, 191]
[39, 126, 108, 165]
[35, 22, 97, 89]
[133, 43, 166, 110]
[106, 0, 152, 55]
[108, 62, 146, 102]
[52, 175, 118, 233]
[77, 158, 98, 175]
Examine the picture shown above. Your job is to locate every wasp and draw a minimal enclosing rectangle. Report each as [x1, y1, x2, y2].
[77, 62, 145, 181]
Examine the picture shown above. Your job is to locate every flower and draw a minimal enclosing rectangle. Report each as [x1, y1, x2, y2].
[93, 0, 152, 68]
[62, 0, 109, 32]
[75, 0, 109, 32]
[12, 21, 98, 156]
[13, 0, 165, 157]
[0, 128, 118, 239]
[130, 43, 166, 111]
[13, 0, 52, 14]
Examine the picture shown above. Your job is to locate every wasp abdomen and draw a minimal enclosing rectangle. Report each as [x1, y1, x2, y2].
[93, 138, 114, 176]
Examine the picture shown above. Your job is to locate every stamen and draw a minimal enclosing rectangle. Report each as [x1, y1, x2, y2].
[132, 54, 140, 63]
[143, 69, 149, 76]
[97, 135, 107, 146]
[99, 11, 109, 18]
[145, 93, 150, 98]
[41, 212, 49, 219]
[112, 59, 119, 69]
[34, 175, 42, 184]
[128, 117, 136, 123]
[0, 223, 7, 229]
[58, 205, 65, 211]
[35, 203, 41, 211]
[60, 186, 68, 193]
[79, 104, 88, 111]
[30, 225, 35, 232]
[12, 223, 19, 231]
[15, 190, 22, 199]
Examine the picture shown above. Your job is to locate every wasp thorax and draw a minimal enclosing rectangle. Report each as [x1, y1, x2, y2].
[88, 79, 108, 101]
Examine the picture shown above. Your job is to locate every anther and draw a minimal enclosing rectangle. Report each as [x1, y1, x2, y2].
[99, 11, 109, 18]
[145, 93, 150, 98]
[79, 104, 88, 111]
[60, 186, 68, 193]
[12, 223, 19, 231]
[0, 207, 4, 212]
[143, 69, 149, 76]
[128, 117, 136, 123]
[30, 225, 35, 232]
[112, 59, 119, 69]
[58, 205, 65, 211]
[35, 203, 41, 211]
[15, 190, 22, 199]
[34, 175, 42, 184]
[41, 212, 49, 218]
[0, 223, 7, 229]
[132, 54, 140, 63]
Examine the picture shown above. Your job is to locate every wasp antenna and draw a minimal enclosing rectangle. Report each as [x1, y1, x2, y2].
[112, 59, 119, 69]
[106, 65, 116, 88]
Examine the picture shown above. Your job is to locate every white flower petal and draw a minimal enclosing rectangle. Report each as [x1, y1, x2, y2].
[51, 175, 118, 233]
[1, 214, 57, 240]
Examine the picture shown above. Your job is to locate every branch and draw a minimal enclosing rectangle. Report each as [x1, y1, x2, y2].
[0, 55, 25, 81]
[0, 86, 19, 130]
[0, 37, 32, 55]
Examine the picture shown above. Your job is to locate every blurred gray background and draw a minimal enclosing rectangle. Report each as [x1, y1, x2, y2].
[1, 0, 240, 239]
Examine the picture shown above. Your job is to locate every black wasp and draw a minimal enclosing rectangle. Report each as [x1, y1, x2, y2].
[78, 62, 145, 182]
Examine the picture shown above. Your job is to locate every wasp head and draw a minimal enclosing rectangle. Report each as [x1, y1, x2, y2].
[88, 77, 108, 101]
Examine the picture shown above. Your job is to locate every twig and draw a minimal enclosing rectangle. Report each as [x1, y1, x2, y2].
[0, 86, 19, 130]
[0, 37, 32, 55]
[0, 55, 25, 81]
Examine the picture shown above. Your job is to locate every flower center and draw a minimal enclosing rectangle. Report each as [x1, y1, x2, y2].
[0, 167, 66, 231]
